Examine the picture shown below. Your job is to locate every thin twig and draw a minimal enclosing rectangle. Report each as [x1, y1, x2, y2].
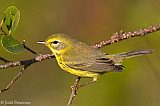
[0, 67, 27, 93]
[22, 40, 37, 54]
[68, 77, 81, 106]
[0, 57, 11, 63]
[67, 77, 97, 106]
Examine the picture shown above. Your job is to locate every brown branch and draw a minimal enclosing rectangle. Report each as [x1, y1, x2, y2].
[0, 67, 27, 92]
[0, 24, 160, 105]
[91, 24, 160, 49]
[68, 77, 81, 106]
[0, 54, 54, 69]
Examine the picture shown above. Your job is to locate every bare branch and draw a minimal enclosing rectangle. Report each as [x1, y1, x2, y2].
[67, 77, 97, 106]
[0, 67, 27, 93]
[91, 24, 160, 49]
[0, 54, 55, 69]
[68, 77, 81, 106]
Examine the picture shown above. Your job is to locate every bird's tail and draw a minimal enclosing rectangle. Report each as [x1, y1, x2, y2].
[117, 49, 153, 59]
[106, 49, 153, 65]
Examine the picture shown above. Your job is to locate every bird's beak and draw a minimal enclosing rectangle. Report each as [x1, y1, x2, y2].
[37, 41, 45, 44]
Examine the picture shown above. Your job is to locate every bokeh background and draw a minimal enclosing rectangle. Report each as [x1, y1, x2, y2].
[0, 0, 160, 106]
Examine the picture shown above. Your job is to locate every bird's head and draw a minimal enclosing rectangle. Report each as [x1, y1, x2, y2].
[37, 34, 76, 54]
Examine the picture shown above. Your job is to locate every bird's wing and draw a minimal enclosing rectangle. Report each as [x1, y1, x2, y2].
[65, 57, 123, 73]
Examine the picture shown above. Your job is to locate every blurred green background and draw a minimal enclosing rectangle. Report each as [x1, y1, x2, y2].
[0, 0, 160, 106]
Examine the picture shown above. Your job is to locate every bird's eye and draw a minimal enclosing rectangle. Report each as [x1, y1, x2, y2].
[52, 40, 59, 44]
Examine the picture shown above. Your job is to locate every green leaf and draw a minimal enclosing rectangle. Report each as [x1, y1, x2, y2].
[1, 6, 20, 35]
[1, 36, 24, 54]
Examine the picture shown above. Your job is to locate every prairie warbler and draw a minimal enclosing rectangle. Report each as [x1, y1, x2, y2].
[37, 34, 152, 82]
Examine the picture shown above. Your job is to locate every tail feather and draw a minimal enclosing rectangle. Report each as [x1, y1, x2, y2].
[106, 49, 153, 65]
[118, 49, 153, 59]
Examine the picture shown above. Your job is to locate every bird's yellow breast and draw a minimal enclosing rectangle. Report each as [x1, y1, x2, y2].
[55, 54, 99, 78]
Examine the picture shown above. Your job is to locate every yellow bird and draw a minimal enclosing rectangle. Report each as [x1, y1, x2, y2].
[37, 34, 152, 83]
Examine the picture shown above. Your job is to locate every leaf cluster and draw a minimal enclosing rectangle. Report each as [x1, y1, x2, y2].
[0, 6, 23, 54]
